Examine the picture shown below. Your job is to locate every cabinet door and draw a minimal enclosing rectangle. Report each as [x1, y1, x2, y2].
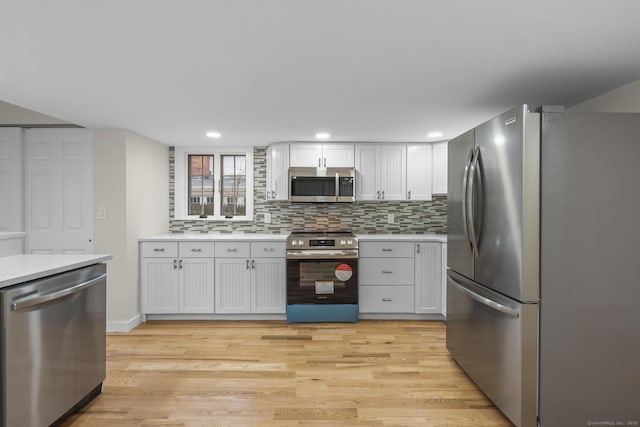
[215, 258, 251, 313]
[406, 144, 433, 201]
[251, 258, 286, 313]
[355, 145, 379, 200]
[0, 128, 22, 232]
[266, 143, 290, 201]
[180, 258, 214, 313]
[378, 145, 406, 201]
[141, 258, 179, 313]
[323, 143, 354, 168]
[432, 141, 448, 195]
[414, 242, 443, 314]
[289, 143, 323, 167]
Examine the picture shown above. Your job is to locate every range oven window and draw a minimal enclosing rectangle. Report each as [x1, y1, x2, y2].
[287, 258, 358, 304]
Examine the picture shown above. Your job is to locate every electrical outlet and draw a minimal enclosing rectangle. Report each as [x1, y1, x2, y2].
[387, 213, 394, 224]
[264, 212, 271, 224]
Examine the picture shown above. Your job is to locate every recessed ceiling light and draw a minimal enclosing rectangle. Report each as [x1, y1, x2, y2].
[206, 131, 221, 139]
[315, 132, 331, 140]
[427, 131, 443, 138]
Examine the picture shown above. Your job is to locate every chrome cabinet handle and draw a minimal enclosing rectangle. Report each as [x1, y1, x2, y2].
[382, 298, 392, 302]
[263, 248, 275, 252]
[416, 243, 420, 254]
[153, 248, 165, 252]
[382, 248, 392, 252]
[407, 190, 411, 199]
[246, 259, 250, 269]
[376, 190, 380, 200]
[190, 248, 202, 252]
[252, 260, 256, 269]
[173, 259, 178, 269]
[227, 248, 238, 252]
[324, 158, 327, 167]
[381, 190, 385, 200]
[318, 157, 322, 167]
[178, 259, 183, 269]
[382, 270, 393, 274]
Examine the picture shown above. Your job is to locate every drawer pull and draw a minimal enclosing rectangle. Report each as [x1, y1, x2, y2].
[263, 247, 275, 252]
[227, 248, 238, 252]
[382, 270, 393, 274]
[190, 248, 202, 252]
[153, 248, 165, 252]
[382, 298, 393, 302]
[382, 248, 393, 252]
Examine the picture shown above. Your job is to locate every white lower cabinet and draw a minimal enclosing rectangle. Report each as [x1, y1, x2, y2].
[359, 240, 445, 316]
[140, 241, 214, 314]
[214, 241, 286, 314]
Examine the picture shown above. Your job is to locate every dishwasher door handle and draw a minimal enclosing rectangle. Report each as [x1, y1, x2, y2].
[11, 273, 107, 311]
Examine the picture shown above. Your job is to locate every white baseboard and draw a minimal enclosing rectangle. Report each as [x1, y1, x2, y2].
[107, 314, 144, 332]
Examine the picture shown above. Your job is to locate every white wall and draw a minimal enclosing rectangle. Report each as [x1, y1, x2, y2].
[93, 129, 168, 331]
[0, 100, 70, 125]
[570, 79, 640, 112]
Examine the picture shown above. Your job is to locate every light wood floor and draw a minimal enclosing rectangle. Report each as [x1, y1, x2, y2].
[61, 320, 513, 426]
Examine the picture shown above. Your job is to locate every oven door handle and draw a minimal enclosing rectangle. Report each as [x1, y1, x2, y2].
[286, 249, 359, 260]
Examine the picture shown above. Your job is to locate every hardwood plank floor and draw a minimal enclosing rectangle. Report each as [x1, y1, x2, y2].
[61, 320, 513, 426]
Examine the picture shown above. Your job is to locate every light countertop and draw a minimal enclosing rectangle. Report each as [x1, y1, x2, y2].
[356, 233, 446, 243]
[140, 234, 288, 242]
[0, 254, 112, 289]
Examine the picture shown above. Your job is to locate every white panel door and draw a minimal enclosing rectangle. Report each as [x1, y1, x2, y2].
[289, 143, 323, 167]
[141, 258, 179, 313]
[24, 128, 93, 254]
[215, 258, 251, 313]
[414, 242, 443, 314]
[406, 144, 433, 201]
[251, 258, 286, 313]
[378, 145, 406, 201]
[355, 145, 379, 200]
[180, 258, 215, 313]
[0, 128, 22, 232]
[323, 143, 355, 168]
[432, 141, 448, 195]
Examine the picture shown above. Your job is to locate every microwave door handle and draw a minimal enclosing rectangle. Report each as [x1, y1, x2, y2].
[335, 172, 339, 202]
[462, 148, 474, 254]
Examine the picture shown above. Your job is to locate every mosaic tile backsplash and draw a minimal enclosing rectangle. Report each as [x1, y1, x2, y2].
[169, 147, 447, 234]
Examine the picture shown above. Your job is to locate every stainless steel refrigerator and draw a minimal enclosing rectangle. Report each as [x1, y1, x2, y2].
[446, 105, 640, 427]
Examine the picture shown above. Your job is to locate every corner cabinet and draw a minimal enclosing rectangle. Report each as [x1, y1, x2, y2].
[432, 141, 448, 195]
[140, 241, 215, 314]
[355, 144, 407, 201]
[265, 143, 289, 201]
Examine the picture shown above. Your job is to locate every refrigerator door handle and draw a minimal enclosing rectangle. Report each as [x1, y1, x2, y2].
[449, 274, 519, 318]
[468, 146, 482, 257]
[462, 148, 474, 254]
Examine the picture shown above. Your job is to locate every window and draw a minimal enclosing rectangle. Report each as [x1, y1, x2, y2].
[175, 148, 253, 220]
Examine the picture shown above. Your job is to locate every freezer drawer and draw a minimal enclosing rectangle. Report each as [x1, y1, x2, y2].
[446, 271, 538, 427]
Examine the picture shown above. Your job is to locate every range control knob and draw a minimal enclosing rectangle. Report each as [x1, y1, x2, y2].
[340, 240, 346, 245]
[347, 239, 353, 245]
[298, 240, 304, 246]
[291, 240, 297, 246]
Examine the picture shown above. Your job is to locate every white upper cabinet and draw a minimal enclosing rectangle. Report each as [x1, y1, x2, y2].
[289, 143, 354, 168]
[406, 144, 433, 201]
[0, 128, 22, 232]
[265, 143, 289, 201]
[355, 144, 406, 201]
[432, 141, 448, 195]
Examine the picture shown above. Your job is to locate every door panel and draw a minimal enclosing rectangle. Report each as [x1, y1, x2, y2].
[446, 129, 474, 279]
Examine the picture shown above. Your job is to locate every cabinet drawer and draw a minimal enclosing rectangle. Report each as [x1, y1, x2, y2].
[141, 242, 178, 258]
[359, 258, 414, 285]
[251, 241, 286, 258]
[359, 285, 414, 313]
[359, 242, 414, 258]
[215, 241, 251, 258]
[179, 242, 215, 258]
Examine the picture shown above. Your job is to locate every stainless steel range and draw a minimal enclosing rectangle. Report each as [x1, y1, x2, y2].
[286, 231, 359, 322]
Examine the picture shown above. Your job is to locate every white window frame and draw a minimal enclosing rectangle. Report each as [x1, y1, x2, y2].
[175, 147, 254, 221]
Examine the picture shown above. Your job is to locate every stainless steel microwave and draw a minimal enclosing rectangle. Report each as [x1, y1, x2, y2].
[289, 167, 356, 202]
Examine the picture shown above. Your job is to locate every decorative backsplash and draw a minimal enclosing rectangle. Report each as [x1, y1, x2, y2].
[169, 147, 447, 234]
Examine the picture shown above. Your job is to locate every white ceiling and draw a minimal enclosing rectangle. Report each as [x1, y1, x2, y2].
[2, 0, 640, 147]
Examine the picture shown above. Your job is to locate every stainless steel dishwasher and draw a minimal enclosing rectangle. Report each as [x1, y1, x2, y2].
[1, 263, 107, 427]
